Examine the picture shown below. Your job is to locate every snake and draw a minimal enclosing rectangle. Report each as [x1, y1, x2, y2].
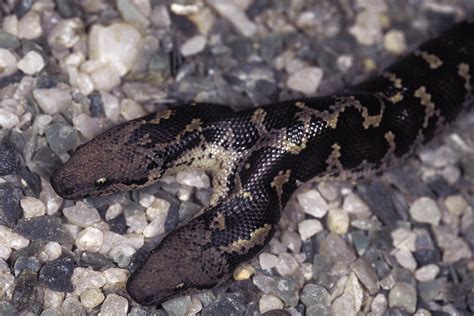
[50, 21, 474, 305]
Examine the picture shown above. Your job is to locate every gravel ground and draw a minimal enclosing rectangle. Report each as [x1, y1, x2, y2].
[0, 0, 474, 315]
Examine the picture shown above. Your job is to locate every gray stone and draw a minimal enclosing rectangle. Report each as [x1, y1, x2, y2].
[300, 284, 330, 307]
[388, 282, 417, 313]
[409, 197, 441, 226]
[98, 294, 128, 316]
[319, 233, 356, 264]
[162, 295, 192, 316]
[351, 257, 379, 294]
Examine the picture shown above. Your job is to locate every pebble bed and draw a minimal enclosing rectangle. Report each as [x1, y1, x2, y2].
[0, 0, 474, 315]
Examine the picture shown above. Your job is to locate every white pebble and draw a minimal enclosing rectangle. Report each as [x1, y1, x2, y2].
[20, 196, 46, 218]
[89, 23, 143, 76]
[297, 219, 323, 241]
[103, 268, 128, 289]
[145, 198, 170, 220]
[176, 170, 210, 189]
[343, 193, 371, 219]
[143, 214, 167, 238]
[101, 92, 120, 122]
[120, 98, 146, 120]
[32, 114, 52, 135]
[327, 208, 350, 234]
[48, 19, 83, 49]
[0, 48, 18, 79]
[18, 11, 43, 39]
[394, 249, 417, 271]
[0, 225, 29, 250]
[86, 62, 122, 91]
[2, 15, 18, 36]
[33, 88, 72, 115]
[233, 263, 255, 281]
[275, 253, 299, 276]
[43, 288, 65, 309]
[259, 252, 279, 270]
[409, 197, 441, 226]
[384, 30, 406, 55]
[76, 227, 104, 252]
[443, 195, 468, 216]
[105, 203, 122, 221]
[0, 109, 19, 129]
[63, 201, 101, 227]
[180, 35, 207, 56]
[80, 288, 105, 309]
[391, 228, 417, 252]
[415, 264, 440, 282]
[296, 189, 328, 218]
[259, 294, 284, 314]
[17, 51, 45, 75]
[98, 294, 128, 316]
[72, 113, 103, 140]
[40, 242, 62, 261]
[207, 0, 256, 37]
[287, 67, 323, 95]
[71, 267, 106, 295]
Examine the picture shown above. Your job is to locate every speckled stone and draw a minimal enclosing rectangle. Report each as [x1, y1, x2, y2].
[80, 288, 105, 309]
[98, 294, 128, 316]
[388, 282, 417, 313]
[39, 254, 75, 292]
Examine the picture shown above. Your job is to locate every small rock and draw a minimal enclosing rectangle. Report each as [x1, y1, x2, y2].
[419, 145, 459, 168]
[176, 170, 210, 189]
[12, 269, 37, 310]
[331, 294, 357, 316]
[33, 88, 72, 115]
[72, 113, 103, 140]
[384, 30, 406, 55]
[180, 35, 207, 56]
[391, 228, 417, 252]
[443, 195, 468, 216]
[319, 233, 356, 264]
[233, 263, 255, 281]
[259, 252, 279, 270]
[0, 225, 29, 250]
[71, 267, 106, 295]
[80, 288, 105, 309]
[17, 51, 45, 75]
[281, 230, 302, 253]
[98, 294, 128, 316]
[2, 15, 18, 36]
[207, 0, 256, 37]
[0, 48, 17, 78]
[17, 11, 42, 39]
[388, 282, 417, 313]
[409, 197, 441, 226]
[298, 219, 323, 241]
[20, 196, 46, 218]
[39, 241, 62, 261]
[0, 109, 19, 129]
[393, 249, 417, 271]
[343, 193, 371, 219]
[300, 283, 330, 307]
[286, 67, 323, 95]
[370, 293, 388, 315]
[275, 253, 299, 276]
[61, 297, 86, 315]
[120, 98, 146, 120]
[296, 189, 328, 218]
[102, 268, 128, 289]
[76, 227, 104, 252]
[39, 254, 75, 292]
[63, 202, 101, 227]
[117, 0, 150, 28]
[350, 257, 379, 295]
[43, 288, 65, 309]
[162, 295, 192, 316]
[89, 23, 143, 76]
[85, 62, 121, 91]
[145, 198, 170, 220]
[259, 294, 284, 314]
[415, 264, 439, 282]
[326, 208, 349, 234]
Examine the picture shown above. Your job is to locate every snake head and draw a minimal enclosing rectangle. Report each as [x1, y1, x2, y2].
[126, 221, 230, 305]
[50, 120, 165, 199]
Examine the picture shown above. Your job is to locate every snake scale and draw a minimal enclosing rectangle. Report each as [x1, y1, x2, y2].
[50, 22, 474, 305]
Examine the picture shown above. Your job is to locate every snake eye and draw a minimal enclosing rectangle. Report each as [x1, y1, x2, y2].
[95, 177, 108, 186]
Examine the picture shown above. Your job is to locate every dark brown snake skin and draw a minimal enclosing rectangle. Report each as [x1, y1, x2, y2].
[51, 22, 474, 305]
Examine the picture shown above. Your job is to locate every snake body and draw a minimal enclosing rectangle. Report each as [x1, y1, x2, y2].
[51, 22, 474, 305]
